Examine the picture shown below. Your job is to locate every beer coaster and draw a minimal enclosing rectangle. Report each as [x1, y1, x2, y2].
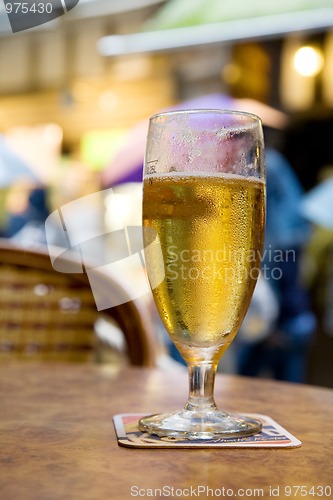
[113, 413, 301, 449]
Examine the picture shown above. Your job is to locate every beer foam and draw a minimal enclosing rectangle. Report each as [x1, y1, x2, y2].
[144, 170, 265, 185]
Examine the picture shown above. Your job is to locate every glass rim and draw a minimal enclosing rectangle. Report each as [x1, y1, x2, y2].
[149, 108, 263, 124]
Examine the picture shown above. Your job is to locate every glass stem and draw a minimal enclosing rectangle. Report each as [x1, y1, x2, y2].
[184, 363, 218, 413]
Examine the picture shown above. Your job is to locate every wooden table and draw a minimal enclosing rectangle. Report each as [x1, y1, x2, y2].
[1, 363, 332, 500]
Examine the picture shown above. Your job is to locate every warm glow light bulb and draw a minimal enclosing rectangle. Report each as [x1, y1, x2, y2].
[294, 46, 324, 77]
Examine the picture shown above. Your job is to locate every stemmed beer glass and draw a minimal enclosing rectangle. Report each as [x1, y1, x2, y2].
[140, 110, 266, 440]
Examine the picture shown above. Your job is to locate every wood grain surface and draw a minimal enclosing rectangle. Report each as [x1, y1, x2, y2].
[0, 363, 332, 500]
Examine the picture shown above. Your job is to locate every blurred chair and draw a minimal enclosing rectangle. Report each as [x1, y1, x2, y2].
[0, 239, 157, 366]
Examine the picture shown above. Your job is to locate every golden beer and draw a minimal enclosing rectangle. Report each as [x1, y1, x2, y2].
[143, 172, 265, 361]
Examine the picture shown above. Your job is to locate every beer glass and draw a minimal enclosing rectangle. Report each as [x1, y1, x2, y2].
[140, 110, 266, 440]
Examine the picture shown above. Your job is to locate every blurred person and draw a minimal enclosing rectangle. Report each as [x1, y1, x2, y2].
[300, 169, 333, 338]
[4, 183, 50, 244]
[5, 190, 53, 247]
[236, 134, 316, 383]
[0, 126, 62, 246]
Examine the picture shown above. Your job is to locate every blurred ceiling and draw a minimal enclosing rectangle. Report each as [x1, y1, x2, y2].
[99, 0, 333, 55]
[145, 0, 333, 30]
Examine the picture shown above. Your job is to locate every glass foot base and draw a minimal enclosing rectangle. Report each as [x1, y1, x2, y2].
[138, 410, 262, 440]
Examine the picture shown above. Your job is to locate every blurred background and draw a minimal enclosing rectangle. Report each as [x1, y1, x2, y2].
[0, 0, 333, 386]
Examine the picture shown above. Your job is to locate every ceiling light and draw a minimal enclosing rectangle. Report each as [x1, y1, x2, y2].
[293, 45, 324, 77]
